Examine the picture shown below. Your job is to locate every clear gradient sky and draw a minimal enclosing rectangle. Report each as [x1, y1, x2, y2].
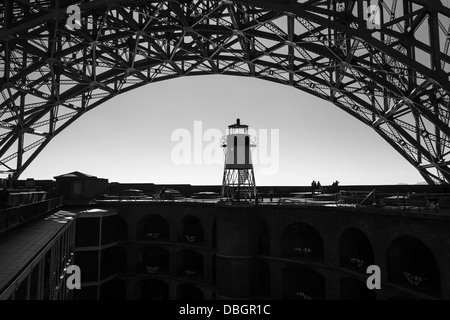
[22, 74, 424, 186]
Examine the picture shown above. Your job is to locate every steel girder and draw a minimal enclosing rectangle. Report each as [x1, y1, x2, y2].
[1, 0, 450, 184]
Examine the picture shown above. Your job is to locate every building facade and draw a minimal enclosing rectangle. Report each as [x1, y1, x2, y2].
[72, 201, 450, 300]
[0, 198, 76, 300]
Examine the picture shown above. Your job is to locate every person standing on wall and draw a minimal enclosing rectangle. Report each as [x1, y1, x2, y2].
[269, 188, 274, 203]
[160, 187, 166, 201]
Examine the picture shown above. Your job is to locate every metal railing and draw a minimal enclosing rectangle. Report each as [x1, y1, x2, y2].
[0, 196, 64, 234]
[337, 190, 450, 212]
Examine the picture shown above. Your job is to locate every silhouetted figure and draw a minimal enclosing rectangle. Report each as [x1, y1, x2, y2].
[269, 188, 274, 203]
[159, 187, 166, 201]
[311, 181, 316, 195]
[331, 180, 340, 192]
[317, 181, 321, 193]
[6, 174, 13, 189]
[256, 191, 264, 202]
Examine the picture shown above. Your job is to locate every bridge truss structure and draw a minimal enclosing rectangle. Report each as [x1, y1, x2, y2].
[1, 0, 450, 184]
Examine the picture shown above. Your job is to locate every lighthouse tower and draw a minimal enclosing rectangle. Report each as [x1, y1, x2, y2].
[221, 119, 257, 203]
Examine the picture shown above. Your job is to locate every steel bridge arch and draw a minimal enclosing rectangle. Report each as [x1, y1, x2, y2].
[2, 0, 450, 184]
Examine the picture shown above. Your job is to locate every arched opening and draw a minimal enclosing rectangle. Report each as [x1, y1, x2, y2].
[176, 284, 204, 300]
[140, 279, 169, 300]
[178, 216, 204, 245]
[281, 223, 324, 261]
[388, 236, 441, 298]
[101, 215, 128, 244]
[142, 246, 170, 275]
[177, 249, 204, 280]
[257, 220, 269, 255]
[100, 278, 127, 300]
[340, 278, 376, 300]
[140, 214, 170, 241]
[339, 228, 374, 272]
[100, 245, 127, 279]
[282, 267, 325, 300]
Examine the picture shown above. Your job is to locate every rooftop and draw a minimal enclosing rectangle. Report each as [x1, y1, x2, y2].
[0, 210, 75, 297]
[53, 171, 98, 179]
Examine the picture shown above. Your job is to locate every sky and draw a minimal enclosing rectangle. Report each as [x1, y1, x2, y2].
[21, 74, 425, 186]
